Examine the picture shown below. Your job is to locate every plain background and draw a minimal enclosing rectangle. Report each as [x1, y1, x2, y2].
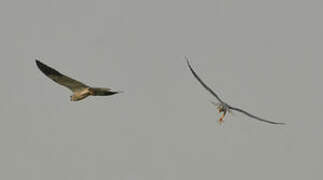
[1, 0, 323, 179]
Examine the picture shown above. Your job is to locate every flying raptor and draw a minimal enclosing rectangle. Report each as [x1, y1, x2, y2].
[36, 60, 122, 101]
[186, 57, 285, 125]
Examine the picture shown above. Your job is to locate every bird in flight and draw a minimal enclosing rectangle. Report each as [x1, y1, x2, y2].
[36, 60, 122, 101]
[185, 57, 285, 125]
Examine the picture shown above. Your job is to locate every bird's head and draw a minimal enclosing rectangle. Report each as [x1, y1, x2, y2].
[217, 104, 227, 113]
[210, 101, 230, 114]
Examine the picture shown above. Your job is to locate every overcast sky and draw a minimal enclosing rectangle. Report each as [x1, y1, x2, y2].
[1, 0, 323, 179]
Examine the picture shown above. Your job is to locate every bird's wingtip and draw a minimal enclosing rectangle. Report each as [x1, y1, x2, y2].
[35, 59, 43, 67]
[185, 56, 190, 62]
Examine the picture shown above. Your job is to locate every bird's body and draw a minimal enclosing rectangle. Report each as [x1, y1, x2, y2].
[70, 87, 92, 101]
[36, 60, 122, 101]
[186, 57, 285, 125]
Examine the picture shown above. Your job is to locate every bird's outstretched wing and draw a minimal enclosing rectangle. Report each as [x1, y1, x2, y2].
[185, 57, 224, 103]
[228, 106, 285, 125]
[36, 60, 89, 92]
[89, 88, 123, 96]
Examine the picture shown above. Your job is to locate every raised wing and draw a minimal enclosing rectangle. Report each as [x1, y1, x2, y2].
[186, 57, 224, 103]
[228, 106, 285, 125]
[36, 60, 89, 92]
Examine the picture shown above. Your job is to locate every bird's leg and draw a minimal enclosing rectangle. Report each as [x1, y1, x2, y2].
[218, 110, 227, 124]
[218, 113, 225, 124]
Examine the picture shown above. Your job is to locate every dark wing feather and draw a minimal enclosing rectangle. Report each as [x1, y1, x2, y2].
[90, 88, 120, 96]
[35, 60, 88, 92]
[228, 106, 285, 125]
[186, 57, 224, 103]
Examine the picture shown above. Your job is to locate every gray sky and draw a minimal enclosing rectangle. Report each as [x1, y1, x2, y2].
[1, 0, 323, 179]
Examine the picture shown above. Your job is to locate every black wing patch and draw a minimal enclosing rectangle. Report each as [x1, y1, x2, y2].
[36, 60, 63, 78]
